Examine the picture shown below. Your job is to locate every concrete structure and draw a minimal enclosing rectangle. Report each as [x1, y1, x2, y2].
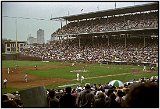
[37, 29, 44, 44]
[51, 33, 56, 41]
[4, 41, 26, 53]
[27, 36, 37, 44]
[19, 86, 48, 107]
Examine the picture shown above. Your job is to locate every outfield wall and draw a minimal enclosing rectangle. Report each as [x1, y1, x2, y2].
[2, 53, 19, 60]
[2, 53, 41, 61]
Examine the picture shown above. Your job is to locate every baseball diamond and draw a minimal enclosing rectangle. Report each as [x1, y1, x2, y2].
[2, 2, 158, 108]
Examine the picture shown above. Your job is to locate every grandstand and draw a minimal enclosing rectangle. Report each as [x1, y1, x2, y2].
[51, 3, 158, 38]
[21, 3, 158, 65]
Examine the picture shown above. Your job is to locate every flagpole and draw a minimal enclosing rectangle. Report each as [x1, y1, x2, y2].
[97, 6, 99, 11]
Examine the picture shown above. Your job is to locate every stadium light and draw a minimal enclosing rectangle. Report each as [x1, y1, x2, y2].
[3, 15, 51, 53]
[15, 18, 18, 53]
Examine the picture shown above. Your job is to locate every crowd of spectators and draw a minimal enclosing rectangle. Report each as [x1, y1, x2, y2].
[20, 11, 158, 64]
[54, 11, 158, 35]
[20, 37, 158, 64]
[2, 76, 159, 108]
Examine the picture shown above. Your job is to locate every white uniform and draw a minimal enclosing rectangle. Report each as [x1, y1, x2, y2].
[4, 79, 7, 83]
[8, 68, 10, 74]
[3, 79, 7, 88]
[143, 66, 146, 71]
[24, 74, 28, 82]
[77, 73, 79, 81]
[72, 63, 75, 66]
[81, 76, 85, 83]
[151, 66, 155, 71]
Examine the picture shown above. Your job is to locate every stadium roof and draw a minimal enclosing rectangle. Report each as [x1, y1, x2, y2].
[51, 2, 158, 21]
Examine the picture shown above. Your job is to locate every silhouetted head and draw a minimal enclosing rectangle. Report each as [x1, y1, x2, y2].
[65, 87, 72, 94]
[125, 82, 158, 108]
[110, 93, 116, 100]
[117, 90, 124, 97]
[106, 89, 114, 96]
[49, 90, 56, 98]
[85, 83, 91, 89]
[2, 95, 8, 101]
[97, 92, 105, 99]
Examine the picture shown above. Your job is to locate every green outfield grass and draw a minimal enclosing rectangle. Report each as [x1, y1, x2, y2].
[2, 60, 158, 94]
[2, 60, 62, 68]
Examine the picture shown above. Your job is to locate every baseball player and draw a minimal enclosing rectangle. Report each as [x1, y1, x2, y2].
[143, 65, 146, 71]
[3, 78, 7, 88]
[77, 73, 80, 81]
[72, 62, 75, 67]
[8, 67, 10, 74]
[81, 76, 85, 83]
[24, 73, 28, 82]
[34, 65, 37, 70]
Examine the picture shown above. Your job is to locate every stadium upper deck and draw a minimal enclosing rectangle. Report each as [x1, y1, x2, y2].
[51, 2, 158, 39]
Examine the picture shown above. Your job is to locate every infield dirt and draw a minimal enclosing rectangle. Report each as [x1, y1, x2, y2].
[2, 65, 72, 89]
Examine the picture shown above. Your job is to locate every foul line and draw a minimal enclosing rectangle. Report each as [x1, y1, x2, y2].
[72, 73, 130, 80]
[58, 83, 80, 88]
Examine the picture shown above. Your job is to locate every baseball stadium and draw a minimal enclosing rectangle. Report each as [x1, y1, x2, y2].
[2, 2, 159, 108]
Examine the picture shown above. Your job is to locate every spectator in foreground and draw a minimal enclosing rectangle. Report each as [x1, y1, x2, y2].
[105, 89, 114, 102]
[59, 87, 76, 108]
[48, 89, 59, 108]
[106, 93, 120, 108]
[116, 90, 125, 107]
[94, 92, 107, 108]
[125, 82, 159, 108]
[2, 94, 18, 108]
[77, 83, 95, 108]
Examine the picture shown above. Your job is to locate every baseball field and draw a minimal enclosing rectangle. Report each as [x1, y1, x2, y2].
[2, 60, 158, 94]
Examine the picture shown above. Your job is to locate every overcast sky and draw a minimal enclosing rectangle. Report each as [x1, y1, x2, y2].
[2, 1, 154, 42]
